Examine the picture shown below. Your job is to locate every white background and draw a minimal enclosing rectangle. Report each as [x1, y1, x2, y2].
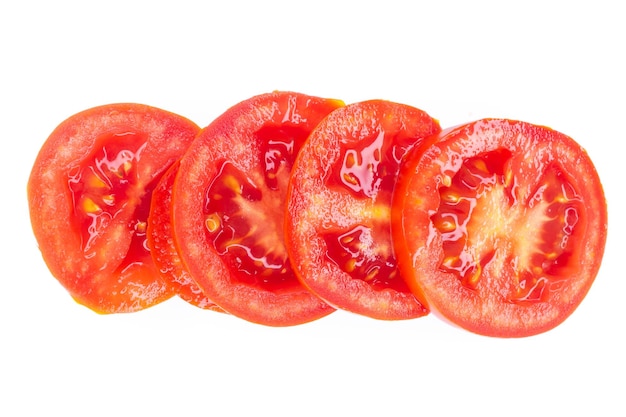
[2, 1, 624, 415]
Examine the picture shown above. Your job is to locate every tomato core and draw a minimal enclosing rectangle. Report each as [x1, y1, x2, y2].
[67, 132, 152, 269]
[201, 124, 314, 292]
[431, 148, 583, 303]
[203, 160, 295, 291]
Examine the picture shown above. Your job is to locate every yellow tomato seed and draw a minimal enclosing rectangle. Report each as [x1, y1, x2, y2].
[205, 214, 220, 233]
[81, 197, 101, 214]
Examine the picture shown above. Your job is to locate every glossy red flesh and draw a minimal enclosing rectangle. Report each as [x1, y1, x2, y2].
[393, 119, 607, 337]
[431, 148, 583, 304]
[203, 157, 297, 292]
[172, 92, 342, 326]
[321, 130, 414, 294]
[68, 132, 152, 271]
[286, 100, 441, 320]
[28, 103, 200, 313]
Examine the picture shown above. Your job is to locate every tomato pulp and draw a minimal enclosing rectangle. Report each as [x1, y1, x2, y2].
[28, 103, 200, 313]
[392, 119, 608, 337]
[285, 100, 440, 320]
[172, 91, 342, 326]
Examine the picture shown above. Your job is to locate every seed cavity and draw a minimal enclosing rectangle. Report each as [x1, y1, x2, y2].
[434, 149, 582, 304]
[67, 134, 149, 260]
[203, 161, 292, 289]
[323, 224, 411, 293]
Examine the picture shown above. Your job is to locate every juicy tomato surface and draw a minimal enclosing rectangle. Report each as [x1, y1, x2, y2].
[147, 161, 224, 311]
[172, 91, 342, 326]
[392, 119, 608, 337]
[28, 103, 200, 313]
[285, 100, 441, 320]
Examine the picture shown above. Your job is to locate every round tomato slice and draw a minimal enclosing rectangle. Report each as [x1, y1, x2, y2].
[285, 100, 440, 320]
[147, 160, 224, 312]
[172, 91, 342, 326]
[28, 103, 200, 313]
[392, 119, 608, 337]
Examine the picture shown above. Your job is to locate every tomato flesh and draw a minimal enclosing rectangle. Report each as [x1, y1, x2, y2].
[392, 119, 607, 337]
[260, 126, 304, 190]
[172, 92, 342, 326]
[323, 225, 406, 293]
[432, 148, 583, 304]
[286, 100, 441, 320]
[67, 132, 152, 269]
[28, 103, 200, 313]
[320, 126, 417, 295]
[203, 160, 297, 291]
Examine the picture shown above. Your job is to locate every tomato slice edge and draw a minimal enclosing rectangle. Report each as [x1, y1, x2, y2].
[147, 160, 225, 312]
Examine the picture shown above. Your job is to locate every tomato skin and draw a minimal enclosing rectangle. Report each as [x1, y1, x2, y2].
[392, 119, 608, 337]
[285, 100, 440, 320]
[172, 91, 342, 326]
[28, 103, 200, 313]
[147, 161, 224, 312]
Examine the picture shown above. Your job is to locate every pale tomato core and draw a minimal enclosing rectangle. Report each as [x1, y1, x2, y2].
[431, 148, 583, 303]
[202, 128, 306, 291]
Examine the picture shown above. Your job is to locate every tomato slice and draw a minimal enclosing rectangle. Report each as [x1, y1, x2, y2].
[147, 160, 224, 311]
[285, 100, 441, 320]
[392, 119, 608, 337]
[28, 103, 200, 313]
[172, 91, 342, 326]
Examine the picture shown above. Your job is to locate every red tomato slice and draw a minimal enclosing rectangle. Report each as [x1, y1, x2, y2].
[172, 91, 342, 326]
[285, 100, 441, 320]
[147, 161, 224, 312]
[392, 119, 608, 337]
[28, 103, 200, 313]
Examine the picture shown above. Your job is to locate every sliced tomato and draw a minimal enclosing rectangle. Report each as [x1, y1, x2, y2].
[392, 119, 608, 337]
[28, 103, 200, 313]
[147, 160, 224, 312]
[172, 91, 342, 326]
[285, 100, 440, 320]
